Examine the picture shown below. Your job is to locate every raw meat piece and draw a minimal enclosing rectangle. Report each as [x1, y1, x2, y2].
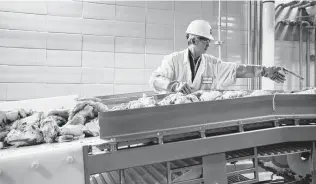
[58, 124, 87, 142]
[110, 104, 127, 111]
[158, 93, 200, 106]
[67, 105, 95, 125]
[76, 97, 102, 102]
[5, 111, 19, 123]
[47, 109, 70, 120]
[60, 124, 86, 137]
[158, 93, 185, 106]
[10, 112, 43, 131]
[247, 90, 274, 97]
[0, 111, 6, 128]
[111, 94, 157, 110]
[127, 94, 157, 109]
[294, 87, 316, 94]
[5, 125, 43, 147]
[85, 118, 99, 137]
[6, 112, 44, 146]
[174, 96, 193, 104]
[186, 94, 200, 103]
[222, 90, 249, 99]
[68, 100, 108, 124]
[0, 130, 8, 141]
[199, 91, 223, 101]
[40, 116, 61, 143]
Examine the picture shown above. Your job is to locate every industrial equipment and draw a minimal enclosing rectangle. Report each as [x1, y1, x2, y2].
[0, 90, 316, 184]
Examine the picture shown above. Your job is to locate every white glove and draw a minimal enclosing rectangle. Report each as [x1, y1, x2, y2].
[171, 82, 192, 94]
[262, 66, 286, 83]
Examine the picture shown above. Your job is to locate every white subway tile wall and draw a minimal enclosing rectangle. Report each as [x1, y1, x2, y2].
[0, 1, 253, 100]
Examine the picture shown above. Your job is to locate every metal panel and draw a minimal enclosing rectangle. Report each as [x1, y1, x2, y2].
[86, 126, 316, 174]
[203, 153, 227, 184]
[0, 142, 85, 184]
[273, 94, 316, 115]
[99, 96, 274, 140]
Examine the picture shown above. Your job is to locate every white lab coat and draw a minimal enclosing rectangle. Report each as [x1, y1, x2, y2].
[149, 48, 238, 93]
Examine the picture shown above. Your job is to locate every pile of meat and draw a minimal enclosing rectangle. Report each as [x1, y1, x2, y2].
[0, 97, 108, 149]
[0, 88, 315, 149]
[109, 90, 279, 110]
[110, 88, 316, 110]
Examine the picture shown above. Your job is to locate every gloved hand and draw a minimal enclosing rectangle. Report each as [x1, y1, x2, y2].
[262, 66, 286, 83]
[171, 82, 192, 94]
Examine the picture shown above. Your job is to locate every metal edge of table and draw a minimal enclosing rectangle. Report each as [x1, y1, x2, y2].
[86, 126, 316, 174]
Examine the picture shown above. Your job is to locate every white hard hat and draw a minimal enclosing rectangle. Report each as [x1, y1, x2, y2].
[186, 20, 214, 41]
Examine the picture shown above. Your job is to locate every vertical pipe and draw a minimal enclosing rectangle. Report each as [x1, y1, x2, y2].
[312, 142, 316, 184]
[247, 0, 252, 90]
[261, 0, 275, 90]
[167, 162, 172, 184]
[119, 169, 125, 184]
[315, 28, 316, 87]
[218, 0, 222, 60]
[306, 27, 311, 87]
[258, 1, 263, 90]
[299, 13, 303, 90]
[253, 0, 258, 90]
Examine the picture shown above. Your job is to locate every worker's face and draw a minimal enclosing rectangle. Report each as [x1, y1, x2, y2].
[196, 37, 210, 54]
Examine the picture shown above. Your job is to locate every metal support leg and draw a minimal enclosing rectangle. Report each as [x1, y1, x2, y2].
[119, 169, 125, 184]
[254, 148, 259, 182]
[312, 142, 316, 184]
[167, 162, 172, 184]
[203, 153, 227, 184]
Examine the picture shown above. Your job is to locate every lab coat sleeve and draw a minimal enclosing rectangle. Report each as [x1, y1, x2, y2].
[214, 59, 238, 88]
[149, 54, 176, 92]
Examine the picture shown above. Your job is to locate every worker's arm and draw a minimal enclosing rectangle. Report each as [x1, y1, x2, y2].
[149, 55, 175, 92]
[236, 64, 286, 83]
[149, 55, 192, 94]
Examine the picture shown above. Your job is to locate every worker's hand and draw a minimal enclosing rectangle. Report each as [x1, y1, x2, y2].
[172, 82, 192, 95]
[262, 66, 286, 83]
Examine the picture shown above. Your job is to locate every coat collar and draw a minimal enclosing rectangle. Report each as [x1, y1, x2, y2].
[182, 48, 206, 85]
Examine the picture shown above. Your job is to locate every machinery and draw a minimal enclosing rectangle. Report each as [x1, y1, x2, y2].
[0, 91, 315, 184]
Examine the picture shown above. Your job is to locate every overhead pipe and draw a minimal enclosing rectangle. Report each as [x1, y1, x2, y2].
[275, 3, 284, 10]
[275, 0, 300, 9]
[282, 0, 300, 8]
[290, 0, 308, 9]
[297, 1, 316, 10]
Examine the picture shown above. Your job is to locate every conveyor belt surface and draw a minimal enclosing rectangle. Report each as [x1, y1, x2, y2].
[90, 158, 202, 184]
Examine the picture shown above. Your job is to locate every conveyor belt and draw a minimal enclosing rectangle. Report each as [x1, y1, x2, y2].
[257, 142, 311, 157]
[226, 142, 312, 161]
[90, 158, 202, 184]
[228, 174, 252, 184]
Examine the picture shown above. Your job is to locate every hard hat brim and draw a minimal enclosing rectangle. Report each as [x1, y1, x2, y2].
[209, 35, 214, 41]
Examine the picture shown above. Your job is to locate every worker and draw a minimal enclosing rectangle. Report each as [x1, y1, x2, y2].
[149, 20, 286, 94]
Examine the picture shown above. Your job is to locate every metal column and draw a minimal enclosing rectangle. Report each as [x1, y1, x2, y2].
[261, 0, 276, 90]
[203, 153, 227, 184]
